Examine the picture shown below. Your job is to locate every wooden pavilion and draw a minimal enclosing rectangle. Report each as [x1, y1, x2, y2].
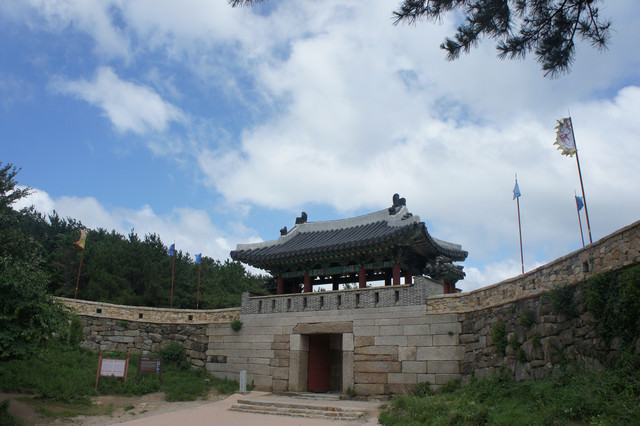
[231, 194, 468, 295]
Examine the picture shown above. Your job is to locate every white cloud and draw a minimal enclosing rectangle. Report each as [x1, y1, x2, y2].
[11, 0, 131, 59]
[5, 0, 640, 292]
[51, 67, 185, 135]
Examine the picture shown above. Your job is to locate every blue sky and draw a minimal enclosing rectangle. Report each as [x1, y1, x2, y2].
[3, 1, 639, 291]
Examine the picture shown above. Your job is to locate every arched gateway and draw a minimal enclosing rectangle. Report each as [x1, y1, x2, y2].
[220, 195, 468, 394]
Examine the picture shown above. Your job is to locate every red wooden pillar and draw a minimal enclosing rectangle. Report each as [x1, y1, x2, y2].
[303, 270, 312, 293]
[332, 276, 339, 291]
[358, 265, 366, 289]
[277, 275, 284, 295]
[404, 269, 412, 285]
[443, 279, 454, 294]
[392, 262, 401, 286]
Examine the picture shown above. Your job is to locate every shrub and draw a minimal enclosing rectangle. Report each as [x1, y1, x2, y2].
[159, 342, 186, 365]
[410, 381, 433, 397]
[519, 308, 535, 328]
[585, 264, 640, 347]
[550, 285, 579, 318]
[492, 321, 507, 355]
[230, 319, 243, 332]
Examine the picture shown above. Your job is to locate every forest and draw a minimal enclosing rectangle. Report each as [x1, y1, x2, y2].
[1, 163, 267, 311]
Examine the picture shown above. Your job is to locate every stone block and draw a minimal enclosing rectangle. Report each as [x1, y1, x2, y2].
[403, 324, 429, 336]
[354, 345, 397, 356]
[417, 346, 464, 361]
[355, 353, 396, 362]
[273, 334, 289, 343]
[375, 335, 407, 346]
[425, 313, 459, 324]
[459, 333, 478, 344]
[271, 342, 289, 350]
[398, 346, 416, 361]
[407, 335, 432, 346]
[354, 383, 384, 395]
[290, 334, 307, 351]
[433, 334, 458, 346]
[388, 372, 418, 384]
[343, 333, 354, 351]
[354, 336, 374, 347]
[270, 358, 289, 367]
[427, 360, 460, 375]
[431, 322, 461, 335]
[354, 326, 378, 336]
[273, 349, 289, 359]
[249, 374, 272, 390]
[354, 372, 387, 384]
[272, 379, 288, 392]
[402, 361, 426, 374]
[379, 325, 404, 336]
[271, 367, 289, 380]
[385, 383, 413, 395]
[354, 361, 401, 373]
[416, 372, 435, 384]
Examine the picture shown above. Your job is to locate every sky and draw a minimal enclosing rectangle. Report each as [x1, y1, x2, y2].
[2, 1, 639, 292]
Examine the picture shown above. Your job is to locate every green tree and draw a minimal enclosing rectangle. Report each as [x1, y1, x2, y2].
[393, 0, 610, 77]
[231, 0, 611, 77]
[0, 163, 70, 359]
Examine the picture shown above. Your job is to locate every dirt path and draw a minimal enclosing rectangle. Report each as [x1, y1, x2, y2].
[1, 390, 227, 425]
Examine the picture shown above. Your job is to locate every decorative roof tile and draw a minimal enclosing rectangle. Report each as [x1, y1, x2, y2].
[231, 201, 467, 267]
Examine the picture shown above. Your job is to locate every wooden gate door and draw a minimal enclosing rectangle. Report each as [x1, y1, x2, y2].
[307, 334, 330, 392]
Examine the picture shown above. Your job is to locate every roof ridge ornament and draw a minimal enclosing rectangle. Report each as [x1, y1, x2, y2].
[295, 211, 307, 225]
[388, 193, 406, 215]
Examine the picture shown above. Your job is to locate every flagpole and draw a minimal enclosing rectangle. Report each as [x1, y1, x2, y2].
[569, 118, 592, 244]
[196, 262, 201, 310]
[516, 194, 524, 275]
[170, 249, 175, 308]
[575, 194, 585, 248]
[74, 246, 85, 299]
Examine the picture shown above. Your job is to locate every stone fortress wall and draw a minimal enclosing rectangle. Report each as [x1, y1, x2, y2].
[62, 219, 640, 393]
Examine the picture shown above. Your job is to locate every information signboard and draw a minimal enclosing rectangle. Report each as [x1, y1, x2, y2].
[137, 357, 162, 384]
[95, 352, 130, 390]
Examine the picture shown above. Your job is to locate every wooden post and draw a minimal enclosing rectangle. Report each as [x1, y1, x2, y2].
[392, 262, 401, 286]
[303, 270, 311, 293]
[277, 275, 284, 295]
[358, 265, 366, 288]
[404, 269, 412, 285]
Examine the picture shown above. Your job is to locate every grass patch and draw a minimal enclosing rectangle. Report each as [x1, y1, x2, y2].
[0, 341, 238, 420]
[379, 363, 640, 425]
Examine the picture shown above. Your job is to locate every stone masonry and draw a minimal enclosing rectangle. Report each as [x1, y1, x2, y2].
[63, 219, 640, 394]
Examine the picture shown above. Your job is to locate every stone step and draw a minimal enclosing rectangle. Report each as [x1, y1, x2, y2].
[229, 399, 366, 421]
[279, 392, 342, 401]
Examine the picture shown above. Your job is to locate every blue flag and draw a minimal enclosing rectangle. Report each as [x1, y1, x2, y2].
[575, 195, 584, 211]
[167, 243, 175, 256]
[195, 253, 201, 264]
[513, 181, 521, 200]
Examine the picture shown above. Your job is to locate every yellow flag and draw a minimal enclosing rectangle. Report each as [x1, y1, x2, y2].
[74, 229, 88, 249]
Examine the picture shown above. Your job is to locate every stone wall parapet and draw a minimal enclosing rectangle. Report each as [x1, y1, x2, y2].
[426, 220, 640, 314]
[58, 297, 239, 324]
[241, 276, 444, 314]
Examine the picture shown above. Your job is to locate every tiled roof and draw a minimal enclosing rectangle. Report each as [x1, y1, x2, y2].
[231, 204, 467, 265]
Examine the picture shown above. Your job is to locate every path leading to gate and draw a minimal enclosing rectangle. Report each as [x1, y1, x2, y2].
[118, 391, 383, 425]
